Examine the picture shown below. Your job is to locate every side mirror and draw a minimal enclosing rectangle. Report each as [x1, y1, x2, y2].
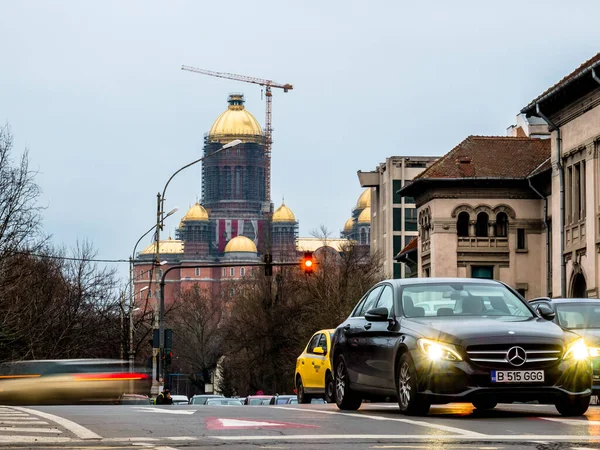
[536, 304, 556, 321]
[313, 347, 325, 355]
[365, 307, 389, 322]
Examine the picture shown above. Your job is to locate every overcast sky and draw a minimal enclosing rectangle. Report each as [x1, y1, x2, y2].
[1, 1, 599, 280]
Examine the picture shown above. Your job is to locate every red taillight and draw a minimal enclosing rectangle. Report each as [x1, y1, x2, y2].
[73, 372, 149, 381]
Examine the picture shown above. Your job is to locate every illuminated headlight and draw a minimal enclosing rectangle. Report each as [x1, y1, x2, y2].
[563, 338, 589, 361]
[417, 338, 462, 362]
[589, 347, 600, 358]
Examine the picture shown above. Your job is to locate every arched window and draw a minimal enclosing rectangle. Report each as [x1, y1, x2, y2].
[457, 212, 470, 237]
[476, 212, 489, 237]
[360, 228, 367, 245]
[495, 212, 508, 237]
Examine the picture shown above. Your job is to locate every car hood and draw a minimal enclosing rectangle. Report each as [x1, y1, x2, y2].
[402, 316, 576, 348]
[570, 328, 600, 346]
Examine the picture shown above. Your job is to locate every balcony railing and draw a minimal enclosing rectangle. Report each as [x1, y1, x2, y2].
[457, 237, 509, 249]
[565, 219, 586, 250]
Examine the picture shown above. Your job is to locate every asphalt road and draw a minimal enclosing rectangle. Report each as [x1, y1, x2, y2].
[2, 402, 600, 449]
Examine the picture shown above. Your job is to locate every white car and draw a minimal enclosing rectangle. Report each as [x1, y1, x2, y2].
[170, 394, 189, 405]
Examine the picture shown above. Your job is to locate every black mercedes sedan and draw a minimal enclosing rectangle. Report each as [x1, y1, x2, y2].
[331, 278, 593, 416]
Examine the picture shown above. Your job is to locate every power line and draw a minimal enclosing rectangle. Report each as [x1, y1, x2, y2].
[10, 251, 129, 264]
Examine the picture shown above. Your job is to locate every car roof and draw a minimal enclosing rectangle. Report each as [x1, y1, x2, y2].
[381, 278, 502, 287]
[192, 394, 223, 398]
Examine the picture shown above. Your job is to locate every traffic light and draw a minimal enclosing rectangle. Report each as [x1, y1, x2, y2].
[165, 350, 172, 367]
[301, 252, 314, 274]
[263, 253, 273, 277]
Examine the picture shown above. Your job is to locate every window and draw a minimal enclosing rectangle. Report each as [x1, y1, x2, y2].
[393, 236, 404, 258]
[230, 267, 235, 276]
[517, 228, 526, 250]
[157, 269, 163, 278]
[353, 286, 384, 317]
[317, 334, 328, 353]
[457, 212, 470, 237]
[393, 208, 402, 232]
[475, 212, 489, 237]
[567, 159, 586, 224]
[393, 263, 402, 279]
[517, 288, 526, 298]
[222, 268, 226, 277]
[495, 212, 508, 237]
[195, 268, 200, 277]
[240, 267, 245, 276]
[148, 290, 152, 298]
[376, 285, 394, 313]
[307, 334, 321, 353]
[472, 266, 494, 279]
[404, 208, 418, 232]
[393, 180, 403, 204]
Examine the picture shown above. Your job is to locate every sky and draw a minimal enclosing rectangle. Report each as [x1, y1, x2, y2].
[1, 0, 599, 281]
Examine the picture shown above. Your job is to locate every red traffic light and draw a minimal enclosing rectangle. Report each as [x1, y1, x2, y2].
[301, 252, 315, 274]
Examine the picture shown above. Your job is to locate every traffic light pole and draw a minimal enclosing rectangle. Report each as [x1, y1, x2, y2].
[157, 258, 310, 385]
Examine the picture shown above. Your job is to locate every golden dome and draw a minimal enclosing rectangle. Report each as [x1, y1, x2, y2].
[224, 235, 257, 253]
[357, 207, 371, 224]
[139, 238, 184, 255]
[343, 217, 355, 233]
[209, 94, 263, 138]
[182, 202, 209, 222]
[272, 200, 296, 223]
[355, 189, 371, 210]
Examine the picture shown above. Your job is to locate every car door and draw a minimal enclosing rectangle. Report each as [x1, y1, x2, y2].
[310, 333, 329, 389]
[358, 284, 398, 390]
[342, 285, 384, 386]
[299, 333, 320, 388]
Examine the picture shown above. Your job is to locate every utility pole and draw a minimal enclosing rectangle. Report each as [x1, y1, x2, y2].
[152, 192, 162, 396]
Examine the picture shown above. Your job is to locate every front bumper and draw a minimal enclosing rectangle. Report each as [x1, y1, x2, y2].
[414, 356, 593, 404]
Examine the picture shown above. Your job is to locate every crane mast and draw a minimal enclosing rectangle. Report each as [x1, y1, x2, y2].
[181, 65, 293, 204]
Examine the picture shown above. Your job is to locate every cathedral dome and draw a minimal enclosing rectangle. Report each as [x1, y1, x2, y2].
[343, 217, 355, 234]
[182, 202, 209, 222]
[139, 237, 184, 255]
[355, 189, 371, 211]
[209, 94, 263, 138]
[224, 235, 257, 253]
[357, 207, 371, 224]
[272, 201, 296, 223]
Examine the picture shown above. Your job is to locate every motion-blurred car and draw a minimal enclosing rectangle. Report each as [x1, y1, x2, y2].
[295, 329, 335, 404]
[205, 398, 243, 406]
[244, 395, 273, 405]
[119, 394, 152, 405]
[170, 394, 189, 405]
[189, 394, 224, 405]
[529, 297, 600, 394]
[0, 359, 150, 405]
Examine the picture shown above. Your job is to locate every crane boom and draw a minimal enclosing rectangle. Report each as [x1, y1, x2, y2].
[181, 65, 293, 92]
[181, 65, 293, 208]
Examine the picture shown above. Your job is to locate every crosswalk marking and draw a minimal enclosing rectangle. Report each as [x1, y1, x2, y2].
[0, 420, 48, 425]
[0, 426, 62, 433]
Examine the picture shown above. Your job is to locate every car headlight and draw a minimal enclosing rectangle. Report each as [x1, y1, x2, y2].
[563, 338, 589, 361]
[588, 347, 600, 358]
[417, 338, 463, 361]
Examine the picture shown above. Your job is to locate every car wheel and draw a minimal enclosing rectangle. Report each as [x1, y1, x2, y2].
[472, 400, 497, 410]
[325, 372, 335, 403]
[397, 353, 430, 416]
[296, 377, 312, 404]
[334, 356, 362, 410]
[555, 396, 591, 416]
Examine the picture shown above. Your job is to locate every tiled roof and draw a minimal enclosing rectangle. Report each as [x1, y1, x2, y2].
[522, 52, 600, 112]
[528, 157, 552, 178]
[412, 136, 550, 181]
[398, 237, 417, 257]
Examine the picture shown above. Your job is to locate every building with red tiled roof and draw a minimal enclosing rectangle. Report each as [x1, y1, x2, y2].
[398, 134, 551, 299]
[521, 51, 600, 298]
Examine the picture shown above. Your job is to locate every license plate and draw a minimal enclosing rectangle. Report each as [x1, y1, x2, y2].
[491, 370, 544, 383]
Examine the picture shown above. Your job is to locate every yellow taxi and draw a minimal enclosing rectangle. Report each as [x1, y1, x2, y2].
[295, 329, 335, 403]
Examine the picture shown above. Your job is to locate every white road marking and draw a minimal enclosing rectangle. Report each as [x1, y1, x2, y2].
[0, 420, 48, 425]
[154, 447, 179, 450]
[0, 436, 73, 443]
[0, 417, 42, 421]
[0, 426, 61, 433]
[213, 434, 600, 442]
[271, 406, 483, 436]
[166, 436, 200, 440]
[102, 437, 160, 442]
[539, 417, 600, 426]
[12, 406, 102, 440]
[132, 407, 195, 415]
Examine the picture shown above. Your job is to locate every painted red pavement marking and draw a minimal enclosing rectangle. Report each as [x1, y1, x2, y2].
[205, 417, 319, 430]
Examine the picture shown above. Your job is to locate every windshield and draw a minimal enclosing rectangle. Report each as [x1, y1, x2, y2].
[401, 283, 533, 318]
[555, 302, 600, 329]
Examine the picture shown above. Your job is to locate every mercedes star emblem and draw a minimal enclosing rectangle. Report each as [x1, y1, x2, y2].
[506, 346, 527, 367]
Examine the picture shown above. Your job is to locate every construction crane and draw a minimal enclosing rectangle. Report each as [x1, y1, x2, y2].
[181, 65, 293, 204]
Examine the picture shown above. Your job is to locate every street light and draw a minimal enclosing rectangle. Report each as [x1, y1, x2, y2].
[151, 139, 242, 394]
[128, 208, 179, 372]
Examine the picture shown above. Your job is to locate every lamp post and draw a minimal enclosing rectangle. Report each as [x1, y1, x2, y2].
[152, 139, 242, 393]
[129, 209, 178, 373]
